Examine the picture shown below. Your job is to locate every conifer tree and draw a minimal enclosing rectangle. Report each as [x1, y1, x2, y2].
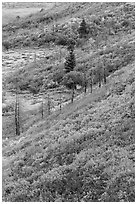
[78, 18, 88, 38]
[67, 38, 75, 52]
[64, 50, 76, 73]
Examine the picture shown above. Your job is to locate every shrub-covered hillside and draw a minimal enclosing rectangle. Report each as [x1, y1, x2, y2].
[2, 2, 135, 49]
[2, 2, 135, 202]
[3, 62, 135, 202]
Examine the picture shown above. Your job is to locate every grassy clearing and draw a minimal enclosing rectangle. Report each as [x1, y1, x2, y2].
[2, 2, 54, 25]
[2, 8, 41, 25]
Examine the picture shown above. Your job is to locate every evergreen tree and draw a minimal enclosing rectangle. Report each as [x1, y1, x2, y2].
[67, 38, 76, 52]
[78, 18, 88, 38]
[64, 50, 76, 73]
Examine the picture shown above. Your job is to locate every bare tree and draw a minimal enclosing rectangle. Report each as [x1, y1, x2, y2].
[47, 93, 51, 115]
[102, 56, 108, 84]
[27, 53, 30, 63]
[59, 91, 62, 112]
[34, 52, 36, 63]
[103, 66, 107, 84]
[83, 66, 87, 93]
[41, 98, 44, 119]
[59, 48, 62, 63]
[94, 34, 104, 88]
[15, 78, 20, 136]
[71, 87, 75, 103]
[95, 63, 103, 88]
[89, 69, 93, 93]
[98, 71, 101, 88]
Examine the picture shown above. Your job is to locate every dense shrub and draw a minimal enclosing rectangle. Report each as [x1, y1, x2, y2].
[55, 34, 68, 46]
[23, 39, 31, 47]
[2, 103, 14, 114]
[104, 172, 135, 202]
[3, 41, 11, 50]
[63, 71, 84, 89]
[52, 69, 65, 85]
[44, 33, 56, 44]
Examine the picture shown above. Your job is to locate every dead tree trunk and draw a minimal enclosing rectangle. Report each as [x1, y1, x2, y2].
[84, 80, 87, 93]
[47, 93, 51, 115]
[71, 88, 75, 103]
[103, 67, 107, 84]
[83, 67, 87, 93]
[98, 72, 101, 88]
[15, 87, 20, 136]
[90, 80, 93, 93]
[34, 52, 36, 63]
[41, 99, 44, 119]
[59, 91, 62, 112]
[96, 34, 102, 88]
[59, 48, 62, 63]
[90, 71, 93, 93]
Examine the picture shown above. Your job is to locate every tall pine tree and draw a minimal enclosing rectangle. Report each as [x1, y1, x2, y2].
[78, 18, 88, 38]
[64, 50, 76, 73]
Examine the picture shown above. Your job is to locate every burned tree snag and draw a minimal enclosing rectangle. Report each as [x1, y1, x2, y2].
[15, 81, 20, 136]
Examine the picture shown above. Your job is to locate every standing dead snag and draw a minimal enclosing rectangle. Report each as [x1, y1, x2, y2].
[89, 69, 93, 93]
[71, 87, 75, 103]
[102, 56, 107, 84]
[96, 66, 102, 88]
[47, 93, 51, 115]
[59, 47, 62, 63]
[15, 79, 20, 136]
[94, 34, 103, 88]
[59, 91, 62, 112]
[34, 52, 36, 63]
[41, 98, 44, 119]
[98, 72, 101, 88]
[83, 67, 87, 94]
[103, 66, 107, 84]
